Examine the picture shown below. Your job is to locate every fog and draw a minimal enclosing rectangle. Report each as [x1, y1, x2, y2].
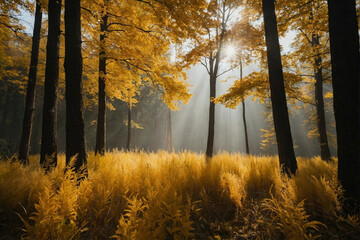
[0, 18, 336, 158]
[168, 63, 336, 157]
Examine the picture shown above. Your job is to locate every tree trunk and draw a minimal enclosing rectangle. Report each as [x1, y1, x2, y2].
[95, 12, 108, 156]
[40, 0, 62, 170]
[18, 0, 42, 164]
[166, 108, 173, 152]
[65, 0, 87, 172]
[312, 33, 331, 162]
[126, 105, 131, 151]
[242, 101, 249, 154]
[205, 2, 228, 158]
[239, 56, 249, 154]
[206, 73, 216, 157]
[30, 93, 42, 154]
[262, 0, 297, 175]
[327, 0, 360, 213]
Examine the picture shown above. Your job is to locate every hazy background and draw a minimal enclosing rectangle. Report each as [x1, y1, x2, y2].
[0, 11, 336, 158]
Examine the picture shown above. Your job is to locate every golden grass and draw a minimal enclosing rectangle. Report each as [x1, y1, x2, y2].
[0, 151, 358, 239]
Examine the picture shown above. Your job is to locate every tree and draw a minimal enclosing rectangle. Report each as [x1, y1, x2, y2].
[213, 10, 265, 155]
[18, 0, 42, 164]
[0, 0, 30, 34]
[276, 0, 332, 161]
[0, 23, 31, 150]
[215, 2, 307, 163]
[312, 32, 331, 161]
[204, 0, 232, 158]
[81, 0, 202, 155]
[239, 53, 249, 154]
[124, 85, 139, 151]
[262, 0, 297, 174]
[183, 0, 242, 158]
[40, 0, 62, 170]
[64, 0, 87, 172]
[94, 1, 108, 155]
[327, 0, 360, 213]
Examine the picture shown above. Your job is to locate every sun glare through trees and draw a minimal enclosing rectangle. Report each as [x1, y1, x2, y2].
[0, 0, 359, 239]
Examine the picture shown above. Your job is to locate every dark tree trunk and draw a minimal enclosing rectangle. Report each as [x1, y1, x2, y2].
[240, 56, 249, 154]
[242, 100, 249, 154]
[206, 73, 216, 157]
[95, 12, 108, 156]
[18, 0, 42, 164]
[30, 94, 42, 154]
[126, 105, 131, 151]
[327, 0, 360, 213]
[65, 0, 87, 172]
[166, 108, 173, 152]
[32, 86, 44, 154]
[262, 0, 297, 175]
[205, 2, 227, 158]
[312, 34, 331, 162]
[40, 0, 62, 170]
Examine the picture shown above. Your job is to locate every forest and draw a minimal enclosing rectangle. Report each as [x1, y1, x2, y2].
[0, 0, 359, 239]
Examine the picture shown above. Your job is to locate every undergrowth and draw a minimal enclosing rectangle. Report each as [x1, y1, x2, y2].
[0, 151, 358, 239]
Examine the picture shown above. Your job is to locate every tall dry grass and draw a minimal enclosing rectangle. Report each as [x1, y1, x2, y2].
[0, 151, 358, 239]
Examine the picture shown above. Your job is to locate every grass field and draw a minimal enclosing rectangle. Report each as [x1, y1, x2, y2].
[0, 151, 359, 239]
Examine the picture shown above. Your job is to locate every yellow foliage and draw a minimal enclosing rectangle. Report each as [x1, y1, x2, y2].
[0, 152, 357, 239]
[80, 0, 203, 110]
[215, 71, 312, 109]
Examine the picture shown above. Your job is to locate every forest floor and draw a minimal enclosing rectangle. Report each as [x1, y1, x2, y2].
[0, 151, 359, 239]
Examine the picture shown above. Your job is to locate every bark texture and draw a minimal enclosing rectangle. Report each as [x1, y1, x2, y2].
[240, 57, 249, 154]
[18, 0, 42, 164]
[262, 0, 297, 175]
[206, 73, 216, 157]
[327, 0, 360, 213]
[312, 34, 331, 161]
[95, 12, 108, 156]
[40, 0, 62, 170]
[242, 100, 249, 154]
[205, 1, 227, 158]
[65, 0, 87, 172]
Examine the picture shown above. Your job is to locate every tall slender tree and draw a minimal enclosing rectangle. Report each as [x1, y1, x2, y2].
[65, 0, 87, 172]
[239, 54, 249, 154]
[202, 0, 239, 158]
[278, 1, 332, 161]
[204, 1, 225, 158]
[18, 0, 42, 164]
[95, 3, 108, 156]
[327, 0, 360, 213]
[262, 0, 297, 175]
[311, 32, 331, 161]
[40, 0, 62, 170]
